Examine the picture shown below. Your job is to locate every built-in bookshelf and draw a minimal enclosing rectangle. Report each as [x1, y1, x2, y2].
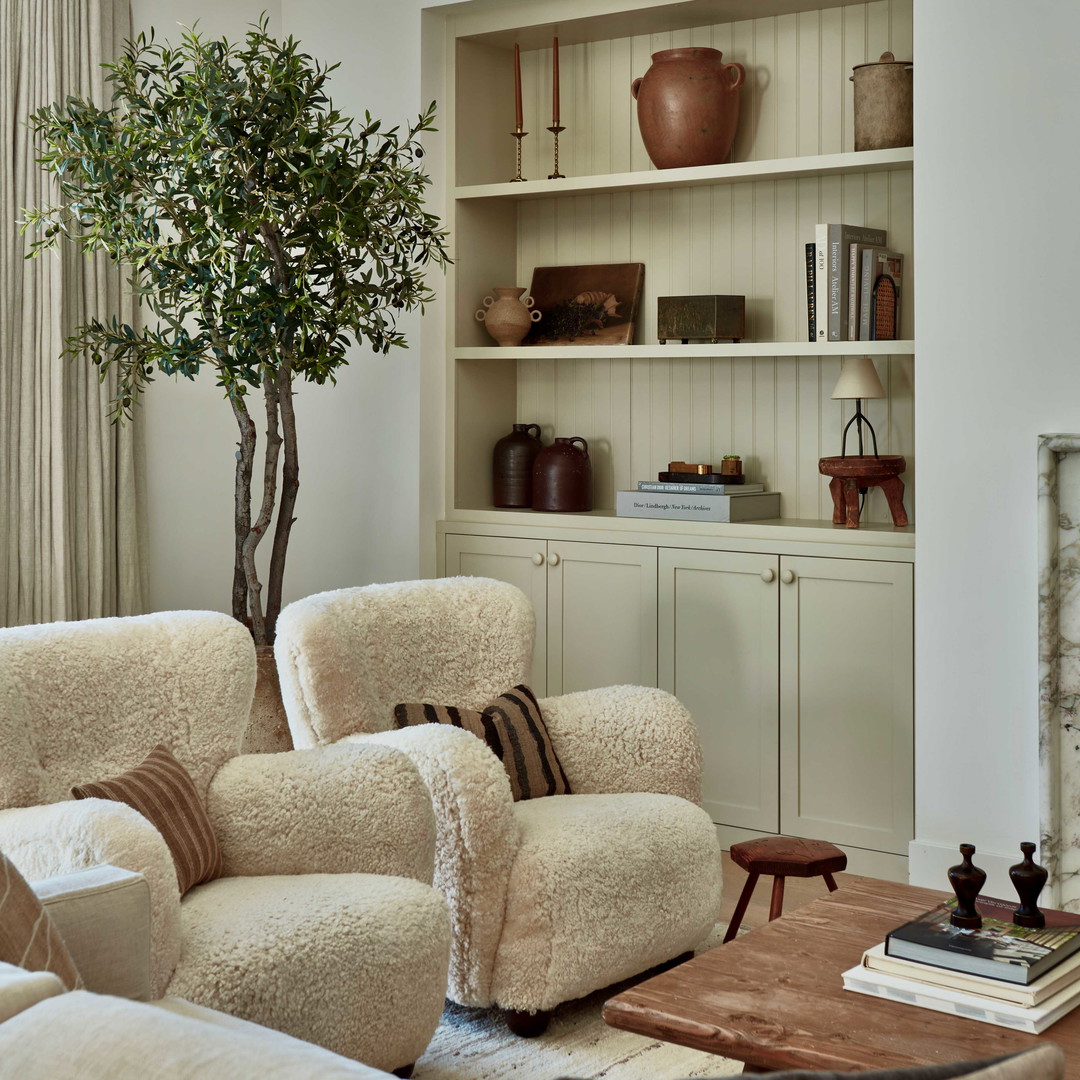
[424, 0, 915, 533]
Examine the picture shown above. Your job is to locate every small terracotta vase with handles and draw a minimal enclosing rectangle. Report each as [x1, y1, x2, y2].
[493, 423, 543, 508]
[632, 47, 746, 170]
[532, 437, 592, 512]
[475, 286, 542, 347]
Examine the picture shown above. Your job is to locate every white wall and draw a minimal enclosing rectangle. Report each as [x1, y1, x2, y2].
[912, 0, 1080, 894]
[131, 0, 446, 616]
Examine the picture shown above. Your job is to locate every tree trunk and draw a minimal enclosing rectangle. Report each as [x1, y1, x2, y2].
[241, 370, 284, 646]
[265, 359, 298, 643]
[229, 391, 256, 627]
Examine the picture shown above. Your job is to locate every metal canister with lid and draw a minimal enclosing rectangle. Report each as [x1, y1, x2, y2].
[850, 52, 913, 151]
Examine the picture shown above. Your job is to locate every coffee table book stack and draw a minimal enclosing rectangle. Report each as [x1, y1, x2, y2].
[617, 460, 780, 523]
[842, 843, 1080, 1033]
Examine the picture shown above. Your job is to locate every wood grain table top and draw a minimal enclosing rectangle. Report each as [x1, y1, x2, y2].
[603, 877, 1080, 1074]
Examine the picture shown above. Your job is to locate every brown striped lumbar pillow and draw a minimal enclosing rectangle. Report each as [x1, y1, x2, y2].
[0, 849, 82, 990]
[71, 745, 222, 896]
[393, 684, 570, 801]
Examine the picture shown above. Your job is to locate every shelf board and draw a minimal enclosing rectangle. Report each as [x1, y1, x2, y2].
[455, 148, 913, 202]
[454, 340, 915, 360]
[444, 507, 915, 550]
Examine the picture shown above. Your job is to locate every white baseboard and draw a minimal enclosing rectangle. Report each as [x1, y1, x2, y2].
[908, 839, 1021, 901]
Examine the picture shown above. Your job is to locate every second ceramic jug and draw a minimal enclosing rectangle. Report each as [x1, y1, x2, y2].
[532, 437, 592, 512]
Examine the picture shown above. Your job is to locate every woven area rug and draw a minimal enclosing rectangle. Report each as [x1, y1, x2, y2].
[415, 925, 742, 1080]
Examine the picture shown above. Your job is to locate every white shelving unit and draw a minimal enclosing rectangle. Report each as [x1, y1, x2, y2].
[426, 0, 915, 529]
[421, 0, 915, 878]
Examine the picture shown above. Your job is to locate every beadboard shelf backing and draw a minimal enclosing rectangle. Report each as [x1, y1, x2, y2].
[454, 353, 914, 527]
[454, 1, 913, 186]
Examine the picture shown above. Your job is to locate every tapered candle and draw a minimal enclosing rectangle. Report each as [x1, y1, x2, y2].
[514, 43, 523, 130]
[552, 37, 560, 126]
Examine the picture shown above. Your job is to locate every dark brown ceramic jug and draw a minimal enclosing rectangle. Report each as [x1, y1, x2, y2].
[532, 437, 592, 512]
[631, 48, 745, 170]
[492, 423, 543, 508]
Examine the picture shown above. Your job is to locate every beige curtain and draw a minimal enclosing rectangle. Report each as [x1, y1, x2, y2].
[0, 0, 146, 626]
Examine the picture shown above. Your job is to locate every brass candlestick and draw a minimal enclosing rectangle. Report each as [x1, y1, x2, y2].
[510, 127, 527, 182]
[547, 124, 565, 179]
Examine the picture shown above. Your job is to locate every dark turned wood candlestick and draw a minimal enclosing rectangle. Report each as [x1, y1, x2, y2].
[1010, 841, 1048, 928]
[948, 843, 987, 929]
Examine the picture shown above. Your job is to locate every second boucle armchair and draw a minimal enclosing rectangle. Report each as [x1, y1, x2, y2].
[0, 610, 450, 1073]
[275, 576, 724, 1035]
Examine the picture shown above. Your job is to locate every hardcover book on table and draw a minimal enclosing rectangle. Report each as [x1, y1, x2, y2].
[861, 942, 1080, 1007]
[842, 961, 1080, 1034]
[885, 895, 1080, 985]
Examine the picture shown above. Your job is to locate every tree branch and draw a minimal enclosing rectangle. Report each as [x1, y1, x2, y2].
[228, 390, 256, 629]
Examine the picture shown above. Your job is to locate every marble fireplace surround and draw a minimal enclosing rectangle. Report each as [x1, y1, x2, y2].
[1039, 433, 1080, 909]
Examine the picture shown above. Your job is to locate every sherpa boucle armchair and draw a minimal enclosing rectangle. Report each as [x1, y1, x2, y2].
[275, 576, 724, 1035]
[0, 610, 451, 1072]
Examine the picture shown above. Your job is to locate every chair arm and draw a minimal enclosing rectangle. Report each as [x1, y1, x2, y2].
[33, 866, 151, 1001]
[359, 725, 520, 1008]
[541, 686, 703, 804]
[0, 962, 64, 1024]
[0, 802, 180, 997]
[205, 744, 435, 883]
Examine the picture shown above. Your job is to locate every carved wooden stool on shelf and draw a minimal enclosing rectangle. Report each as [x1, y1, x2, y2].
[722, 836, 848, 943]
[818, 454, 908, 529]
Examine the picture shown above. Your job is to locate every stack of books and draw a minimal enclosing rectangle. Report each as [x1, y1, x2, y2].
[805, 223, 904, 342]
[616, 479, 780, 523]
[842, 895, 1080, 1033]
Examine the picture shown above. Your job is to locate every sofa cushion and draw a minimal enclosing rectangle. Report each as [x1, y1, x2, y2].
[394, 684, 570, 801]
[71, 745, 222, 896]
[0, 991, 393, 1079]
[0, 850, 81, 991]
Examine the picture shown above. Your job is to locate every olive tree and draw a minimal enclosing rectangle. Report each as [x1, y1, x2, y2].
[24, 19, 448, 643]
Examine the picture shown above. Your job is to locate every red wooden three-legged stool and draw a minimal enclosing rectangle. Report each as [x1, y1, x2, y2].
[722, 836, 848, 943]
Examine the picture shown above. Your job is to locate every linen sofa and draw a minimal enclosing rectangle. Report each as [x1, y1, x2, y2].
[0, 610, 451, 1071]
[274, 576, 725, 1034]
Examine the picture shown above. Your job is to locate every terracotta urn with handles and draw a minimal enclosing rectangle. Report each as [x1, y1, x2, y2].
[631, 48, 746, 170]
[532, 436, 592, 512]
[475, 286, 542, 347]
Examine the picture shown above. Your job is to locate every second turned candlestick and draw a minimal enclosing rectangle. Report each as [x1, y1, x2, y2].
[510, 128, 528, 183]
[547, 124, 565, 180]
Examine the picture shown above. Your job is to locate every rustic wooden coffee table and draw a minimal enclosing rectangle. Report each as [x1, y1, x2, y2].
[603, 877, 1080, 1074]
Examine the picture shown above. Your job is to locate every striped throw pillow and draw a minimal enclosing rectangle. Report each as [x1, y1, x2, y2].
[0, 849, 82, 990]
[71, 745, 222, 896]
[393, 684, 571, 801]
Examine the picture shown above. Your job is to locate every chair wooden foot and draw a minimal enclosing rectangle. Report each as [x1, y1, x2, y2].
[768, 874, 786, 921]
[392, 1065, 415, 1078]
[505, 1008, 552, 1037]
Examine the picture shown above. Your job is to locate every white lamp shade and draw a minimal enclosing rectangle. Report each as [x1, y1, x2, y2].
[831, 357, 886, 400]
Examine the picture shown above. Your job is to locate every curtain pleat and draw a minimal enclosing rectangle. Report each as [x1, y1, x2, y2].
[0, 0, 146, 626]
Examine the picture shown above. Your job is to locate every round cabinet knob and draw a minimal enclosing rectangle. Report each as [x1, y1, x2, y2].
[547, 552, 560, 567]
[532, 552, 545, 566]
[760, 568, 775, 583]
[781, 568, 796, 585]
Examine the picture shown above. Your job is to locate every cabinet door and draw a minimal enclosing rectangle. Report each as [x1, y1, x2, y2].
[779, 556, 913, 854]
[443, 533, 548, 694]
[546, 541, 658, 695]
[659, 548, 780, 832]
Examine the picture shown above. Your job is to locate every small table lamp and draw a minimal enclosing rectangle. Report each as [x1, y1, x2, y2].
[818, 357, 908, 529]
[832, 355, 886, 457]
